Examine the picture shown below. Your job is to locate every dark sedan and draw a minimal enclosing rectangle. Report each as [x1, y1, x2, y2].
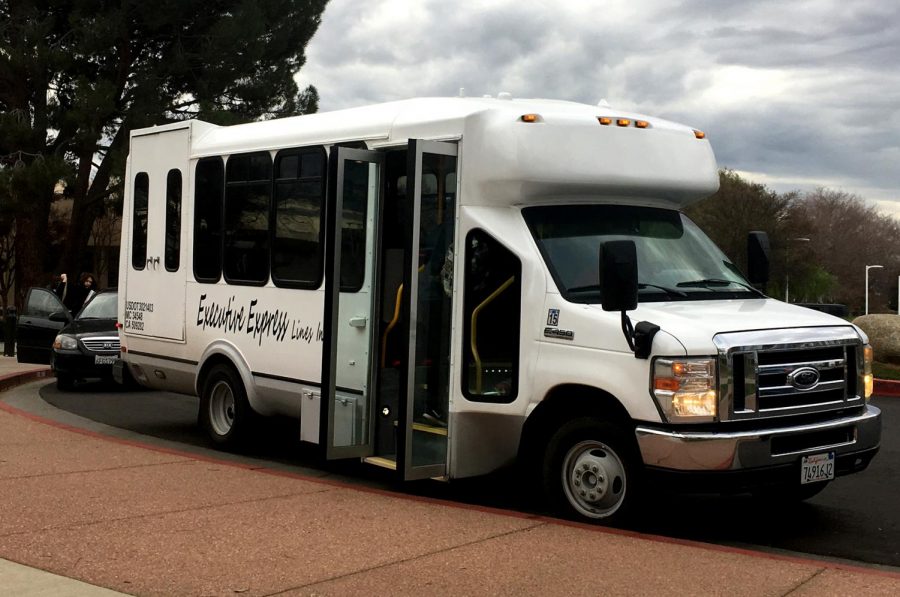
[17, 288, 120, 390]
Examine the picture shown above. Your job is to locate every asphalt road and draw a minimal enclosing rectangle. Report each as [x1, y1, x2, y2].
[39, 383, 899, 569]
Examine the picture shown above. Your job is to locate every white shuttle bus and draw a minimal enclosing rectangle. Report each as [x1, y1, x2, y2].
[117, 95, 881, 523]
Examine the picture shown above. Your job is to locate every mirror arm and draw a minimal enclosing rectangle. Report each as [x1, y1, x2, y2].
[620, 311, 636, 352]
[620, 311, 661, 359]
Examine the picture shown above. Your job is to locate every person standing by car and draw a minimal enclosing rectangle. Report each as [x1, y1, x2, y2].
[53, 272, 98, 316]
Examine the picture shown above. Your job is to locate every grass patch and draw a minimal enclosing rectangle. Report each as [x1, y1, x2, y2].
[873, 362, 900, 381]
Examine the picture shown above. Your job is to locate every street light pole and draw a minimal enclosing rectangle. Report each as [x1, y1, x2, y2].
[784, 237, 811, 303]
[865, 264, 883, 315]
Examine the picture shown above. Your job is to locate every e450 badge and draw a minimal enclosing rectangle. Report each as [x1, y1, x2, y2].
[544, 327, 574, 340]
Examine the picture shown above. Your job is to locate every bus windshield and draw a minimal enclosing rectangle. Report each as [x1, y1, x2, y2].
[522, 205, 759, 303]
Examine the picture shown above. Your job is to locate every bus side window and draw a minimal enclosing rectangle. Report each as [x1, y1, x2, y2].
[272, 147, 326, 288]
[165, 169, 182, 272]
[193, 157, 224, 282]
[132, 172, 149, 270]
[462, 229, 522, 403]
[224, 152, 272, 285]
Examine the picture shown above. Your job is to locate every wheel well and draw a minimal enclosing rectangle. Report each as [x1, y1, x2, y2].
[518, 384, 634, 467]
[196, 354, 236, 396]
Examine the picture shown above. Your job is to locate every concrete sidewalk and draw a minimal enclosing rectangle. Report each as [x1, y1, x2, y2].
[1, 356, 900, 596]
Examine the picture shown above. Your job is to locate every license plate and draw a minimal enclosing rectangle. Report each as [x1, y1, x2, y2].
[801, 452, 835, 485]
[94, 355, 118, 365]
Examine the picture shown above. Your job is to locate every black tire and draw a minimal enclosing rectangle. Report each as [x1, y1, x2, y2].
[542, 417, 642, 524]
[56, 374, 76, 392]
[199, 364, 255, 449]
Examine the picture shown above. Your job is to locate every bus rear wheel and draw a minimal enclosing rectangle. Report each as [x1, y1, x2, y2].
[200, 364, 254, 449]
[543, 417, 641, 524]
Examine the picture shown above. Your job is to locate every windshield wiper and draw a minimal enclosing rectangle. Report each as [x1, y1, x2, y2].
[676, 278, 765, 297]
[565, 283, 602, 294]
[565, 282, 687, 299]
[638, 283, 687, 298]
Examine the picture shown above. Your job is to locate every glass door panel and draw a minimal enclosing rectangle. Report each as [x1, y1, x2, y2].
[402, 140, 458, 479]
[323, 147, 382, 459]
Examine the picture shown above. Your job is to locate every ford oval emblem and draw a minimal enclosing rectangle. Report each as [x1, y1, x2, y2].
[788, 367, 820, 390]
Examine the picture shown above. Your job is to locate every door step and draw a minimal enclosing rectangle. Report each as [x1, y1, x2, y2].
[363, 456, 397, 470]
[392, 420, 448, 436]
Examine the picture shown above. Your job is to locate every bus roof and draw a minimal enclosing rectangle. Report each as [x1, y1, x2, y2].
[134, 96, 720, 207]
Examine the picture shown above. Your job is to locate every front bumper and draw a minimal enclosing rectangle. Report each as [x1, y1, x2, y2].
[52, 350, 119, 379]
[635, 405, 881, 473]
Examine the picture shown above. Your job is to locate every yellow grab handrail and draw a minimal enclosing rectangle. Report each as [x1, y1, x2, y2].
[380, 284, 404, 369]
[470, 276, 515, 394]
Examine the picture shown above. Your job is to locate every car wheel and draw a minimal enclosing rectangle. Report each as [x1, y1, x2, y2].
[56, 374, 75, 391]
[542, 417, 642, 524]
[199, 364, 254, 449]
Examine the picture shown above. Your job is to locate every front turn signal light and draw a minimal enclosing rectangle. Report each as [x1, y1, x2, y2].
[863, 344, 874, 400]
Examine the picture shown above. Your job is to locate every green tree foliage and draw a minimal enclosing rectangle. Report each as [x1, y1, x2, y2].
[0, 0, 327, 306]
[686, 171, 900, 314]
[684, 169, 798, 286]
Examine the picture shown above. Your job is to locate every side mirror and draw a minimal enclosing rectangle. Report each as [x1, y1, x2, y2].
[49, 310, 71, 323]
[599, 240, 638, 312]
[747, 231, 770, 288]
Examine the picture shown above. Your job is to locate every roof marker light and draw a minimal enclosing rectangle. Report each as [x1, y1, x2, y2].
[694, 129, 706, 139]
[598, 117, 612, 125]
[617, 118, 631, 127]
[635, 120, 649, 129]
[520, 113, 541, 123]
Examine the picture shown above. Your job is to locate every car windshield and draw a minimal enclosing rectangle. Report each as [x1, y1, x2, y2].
[77, 292, 118, 319]
[522, 205, 758, 304]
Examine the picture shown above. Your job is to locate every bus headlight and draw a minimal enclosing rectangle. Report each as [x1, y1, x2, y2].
[863, 344, 874, 400]
[653, 357, 717, 422]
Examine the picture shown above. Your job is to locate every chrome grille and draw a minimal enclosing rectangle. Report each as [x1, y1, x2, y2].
[714, 327, 864, 421]
[81, 336, 120, 353]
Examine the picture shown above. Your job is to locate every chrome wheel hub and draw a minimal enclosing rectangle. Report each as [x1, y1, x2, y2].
[562, 440, 627, 519]
[209, 380, 236, 437]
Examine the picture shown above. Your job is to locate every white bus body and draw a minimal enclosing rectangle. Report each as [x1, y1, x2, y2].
[117, 96, 881, 522]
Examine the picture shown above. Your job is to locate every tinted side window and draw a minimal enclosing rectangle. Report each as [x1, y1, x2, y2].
[339, 158, 372, 292]
[272, 147, 325, 288]
[24, 288, 64, 318]
[131, 172, 149, 270]
[462, 229, 522, 403]
[193, 158, 224, 282]
[165, 169, 182, 272]
[224, 152, 272, 285]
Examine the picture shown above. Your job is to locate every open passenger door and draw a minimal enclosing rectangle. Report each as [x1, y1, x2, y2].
[320, 140, 458, 482]
[398, 140, 458, 480]
[321, 147, 383, 459]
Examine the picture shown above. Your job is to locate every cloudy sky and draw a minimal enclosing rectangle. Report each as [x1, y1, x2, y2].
[296, 0, 900, 218]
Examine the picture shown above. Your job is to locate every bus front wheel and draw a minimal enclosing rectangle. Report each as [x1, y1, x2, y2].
[200, 364, 254, 448]
[542, 417, 641, 524]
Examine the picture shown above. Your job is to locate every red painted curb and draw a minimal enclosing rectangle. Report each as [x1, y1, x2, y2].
[0, 367, 51, 392]
[874, 378, 900, 397]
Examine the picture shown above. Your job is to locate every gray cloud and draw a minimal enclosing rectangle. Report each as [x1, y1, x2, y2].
[296, 0, 900, 212]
